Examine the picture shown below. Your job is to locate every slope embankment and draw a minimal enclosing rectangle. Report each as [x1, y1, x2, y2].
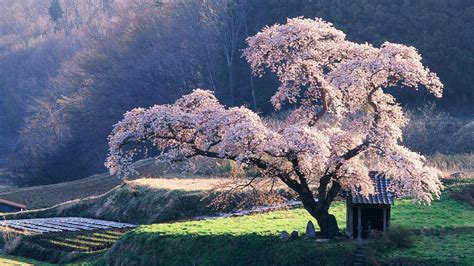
[1, 178, 232, 224]
[0, 157, 233, 210]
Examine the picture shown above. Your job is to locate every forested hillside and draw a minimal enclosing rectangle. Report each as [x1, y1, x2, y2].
[1, 0, 473, 185]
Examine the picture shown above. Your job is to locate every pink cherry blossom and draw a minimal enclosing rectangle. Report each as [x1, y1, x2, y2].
[106, 18, 444, 238]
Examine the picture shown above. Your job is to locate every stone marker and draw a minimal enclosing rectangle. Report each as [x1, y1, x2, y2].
[280, 231, 289, 241]
[316, 238, 330, 243]
[290, 230, 299, 240]
[305, 220, 316, 239]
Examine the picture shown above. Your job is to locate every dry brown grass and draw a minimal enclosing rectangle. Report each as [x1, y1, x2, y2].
[427, 153, 473, 173]
[130, 178, 227, 191]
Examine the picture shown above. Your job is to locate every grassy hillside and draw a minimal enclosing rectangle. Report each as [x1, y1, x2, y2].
[0, 252, 53, 266]
[0, 158, 167, 209]
[0, 173, 121, 209]
[102, 203, 354, 266]
[0, 157, 232, 209]
[100, 179, 474, 265]
[3, 178, 231, 224]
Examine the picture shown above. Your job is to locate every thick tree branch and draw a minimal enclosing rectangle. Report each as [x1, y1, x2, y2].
[194, 148, 302, 192]
[308, 89, 328, 127]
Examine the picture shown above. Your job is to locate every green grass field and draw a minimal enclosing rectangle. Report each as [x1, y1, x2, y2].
[1, 179, 472, 265]
[101, 179, 474, 265]
[103, 202, 354, 265]
[374, 179, 474, 265]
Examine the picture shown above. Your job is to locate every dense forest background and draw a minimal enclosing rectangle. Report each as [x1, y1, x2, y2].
[0, 0, 472, 186]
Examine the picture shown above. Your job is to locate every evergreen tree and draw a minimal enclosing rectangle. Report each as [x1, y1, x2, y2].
[49, 0, 63, 22]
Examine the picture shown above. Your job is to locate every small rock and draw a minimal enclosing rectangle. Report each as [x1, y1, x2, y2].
[290, 230, 299, 240]
[280, 231, 289, 241]
[316, 238, 330, 243]
[305, 220, 316, 239]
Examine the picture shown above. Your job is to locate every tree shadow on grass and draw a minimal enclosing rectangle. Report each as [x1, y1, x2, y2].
[414, 225, 474, 236]
[372, 226, 474, 265]
[450, 183, 474, 207]
[105, 233, 355, 266]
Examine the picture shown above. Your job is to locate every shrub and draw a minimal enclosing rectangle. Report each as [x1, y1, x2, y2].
[387, 227, 415, 248]
[370, 226, 415, 252]
[3, 236, 23, 254]
[450, 184, 474, 207]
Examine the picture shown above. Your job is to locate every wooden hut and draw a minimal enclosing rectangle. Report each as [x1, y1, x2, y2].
[346, 172, 394, 239]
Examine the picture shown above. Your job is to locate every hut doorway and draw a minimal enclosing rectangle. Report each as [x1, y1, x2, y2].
[351, 207, 387, 239]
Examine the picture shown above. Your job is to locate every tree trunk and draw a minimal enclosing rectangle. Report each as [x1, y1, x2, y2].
[249, 72, 257, 110]
[314, 209, 340, 239]
[227, 61, 235, 106]
[298, 182, 341, 239]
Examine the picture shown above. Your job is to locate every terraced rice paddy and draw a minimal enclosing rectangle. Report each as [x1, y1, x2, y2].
[31, 229, 128, 252]
[0, 217, 136, 234]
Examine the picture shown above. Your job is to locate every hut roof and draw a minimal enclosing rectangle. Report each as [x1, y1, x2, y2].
[351, 172, 394, 205]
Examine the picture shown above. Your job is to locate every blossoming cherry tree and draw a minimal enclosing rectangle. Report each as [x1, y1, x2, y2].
[106, 18, 444, 238]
